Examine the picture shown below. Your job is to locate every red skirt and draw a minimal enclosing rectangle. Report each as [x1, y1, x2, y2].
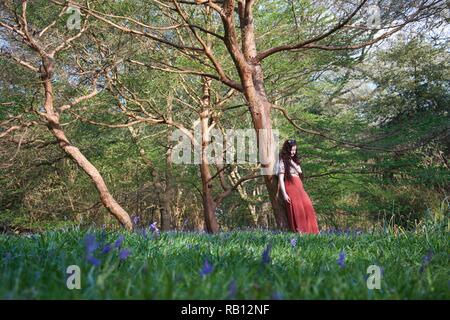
[284, 176, 319, 234]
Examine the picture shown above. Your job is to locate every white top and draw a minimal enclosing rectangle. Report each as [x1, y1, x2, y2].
[278, 159, 302, 176]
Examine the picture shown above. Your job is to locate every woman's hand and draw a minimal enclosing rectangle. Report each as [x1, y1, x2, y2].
[283, 193, 291, 204]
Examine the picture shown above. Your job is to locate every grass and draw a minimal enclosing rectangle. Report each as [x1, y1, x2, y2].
[0, 226, 448, 299]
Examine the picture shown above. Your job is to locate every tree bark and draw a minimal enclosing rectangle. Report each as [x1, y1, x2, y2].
[249, 89, 289, 230]
[199, 78, 220, 233]
[162, 94, 175, 230]
[236, 53, 289, 230]
[219, 1, 289, 230]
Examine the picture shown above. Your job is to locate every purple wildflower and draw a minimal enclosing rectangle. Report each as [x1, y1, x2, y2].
[149, 222, 158, 232]
[84, 233, 98, 254]
[290, 238, 297, 247]
[228, 279, 237, 298]
[119, 248, 131, 261]
[132, 215, 140, 226]
[149, 222, 160, 235]
[101, 243, 112, 254]
[261, 243, 272, 265]
[419, 250, 433, 273]
[114, 235, 125, 248]
[337, 251, 346, 268]
[271, 292, 283, 300]
[87, 255, 101, 267]
[200, 259, 214, 277]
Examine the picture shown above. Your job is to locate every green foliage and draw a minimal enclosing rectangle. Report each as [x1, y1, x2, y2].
[0, 228, 448, 299]
[1, 1, 447, 232]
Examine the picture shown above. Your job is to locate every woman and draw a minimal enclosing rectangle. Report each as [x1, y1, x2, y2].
[278, 139, 319, 234]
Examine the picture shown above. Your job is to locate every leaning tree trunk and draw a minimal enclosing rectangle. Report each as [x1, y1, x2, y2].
[41, 57, 132, 230]
[239, 65, 289, 230]
[252, 94, 289, 230]
[220, 2, 289, 230]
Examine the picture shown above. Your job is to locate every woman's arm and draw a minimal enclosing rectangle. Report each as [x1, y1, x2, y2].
[279, 173, 291, 204]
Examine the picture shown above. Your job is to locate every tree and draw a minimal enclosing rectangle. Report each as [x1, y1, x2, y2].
[63, 0, 445, 231]
[0, 0, 133, 229]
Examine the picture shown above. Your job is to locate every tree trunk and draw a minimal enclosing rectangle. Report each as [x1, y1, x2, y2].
[200, 158, 219, 233]
[41, 58, 132, 230]
[230, 168, 258, 226]
[222, 3, 289, 230]
[199, 78, 220, 233]
[162, 160, 175, 230]
[242, 68, 289, 230]
[161, 94, 175, 230]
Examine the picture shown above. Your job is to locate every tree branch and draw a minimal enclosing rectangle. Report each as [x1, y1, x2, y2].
[256, 0, 439, 60]
[214, 172, 262, 205]
[256, 0, 369, 61]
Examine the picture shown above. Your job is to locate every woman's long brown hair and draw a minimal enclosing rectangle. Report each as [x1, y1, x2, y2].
[279, 139, 300, 181]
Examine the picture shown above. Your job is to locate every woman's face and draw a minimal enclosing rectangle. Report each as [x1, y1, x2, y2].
[290, 145, 297, 157]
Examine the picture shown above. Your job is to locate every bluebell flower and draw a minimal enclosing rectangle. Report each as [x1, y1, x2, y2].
[84, 233, 98, 254]
[132, 215, 140, 226]
[271, 292, 283, 300]
[419, 250, 433, 273]
[101, 243, 112, 254]
[200, 259, 214, 277]
[119, 248, 131, 261]
[227, 279, 237, 298]
[423, 250, 433, 264]
[290, 238, 297, 247]
[114, 235, 125, 248]
[337, 251, 346, 268]
[87, 255, 101, 267]
[149, 222, 158, 232]
[149, 222, 161, 237]
[262, 244, 272, 265]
